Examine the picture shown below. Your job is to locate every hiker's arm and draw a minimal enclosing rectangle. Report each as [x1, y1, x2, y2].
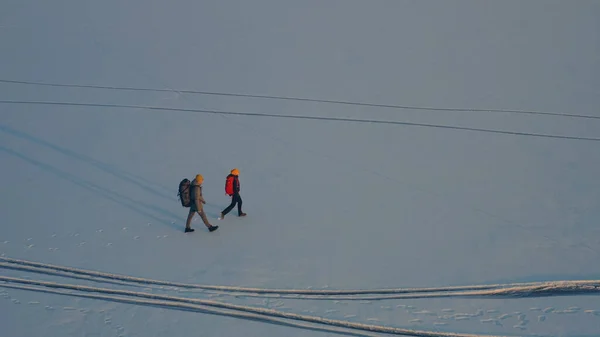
[199, 187, 206, 204]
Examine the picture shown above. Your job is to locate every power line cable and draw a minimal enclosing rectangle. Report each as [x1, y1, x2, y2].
[1, 99, 599, 142]
[1, 79, 598, 120]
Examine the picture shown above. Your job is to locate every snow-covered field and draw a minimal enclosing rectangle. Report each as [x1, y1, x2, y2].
[1, 1, 600, 336]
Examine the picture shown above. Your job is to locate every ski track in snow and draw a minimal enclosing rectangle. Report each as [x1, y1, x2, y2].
[2, 256, 600, 298]
[0, 276, 519, 337]
[1, 256, 600, 337]
[0, 284, 385, 337]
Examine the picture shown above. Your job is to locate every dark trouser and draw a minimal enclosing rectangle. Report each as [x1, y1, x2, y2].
[186, 204, 212, 229]
[222, 193, 242, 216]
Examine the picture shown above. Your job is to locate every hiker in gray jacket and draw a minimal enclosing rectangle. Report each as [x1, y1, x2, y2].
[185, 174, 218, 233]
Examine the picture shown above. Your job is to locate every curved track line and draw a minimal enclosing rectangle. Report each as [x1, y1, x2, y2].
[2, 261, 599, 301]
[0, 283, 382, 337]
[0, 277, 514, 337]
[0, 257, 532, 295]
[0, 262, 166, 289]
[2, 257, 600, 298]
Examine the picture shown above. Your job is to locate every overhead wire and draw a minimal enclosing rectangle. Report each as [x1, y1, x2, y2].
[1, 78, 598, 120]
[1, 99, 599, 142]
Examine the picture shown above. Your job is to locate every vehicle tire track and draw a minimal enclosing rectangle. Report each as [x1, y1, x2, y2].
[0, 276, 515, 337]
[2, 256, 599, 298]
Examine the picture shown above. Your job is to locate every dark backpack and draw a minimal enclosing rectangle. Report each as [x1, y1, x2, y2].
[225, 175, 234, 196]
[178, 178, 191, 207]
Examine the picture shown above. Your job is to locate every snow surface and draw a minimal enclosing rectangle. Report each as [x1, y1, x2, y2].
[1, 0, 600, 336]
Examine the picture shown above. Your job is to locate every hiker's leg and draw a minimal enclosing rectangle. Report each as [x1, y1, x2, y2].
[222, 196, 236, 215]
[198, 210, 212, 228]
[236, 194, 243, 214]
[185, 209, 195, 229]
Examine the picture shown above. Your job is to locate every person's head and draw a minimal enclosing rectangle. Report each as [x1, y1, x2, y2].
[231, 168, 239, 176]
[195, 174, 204, 184]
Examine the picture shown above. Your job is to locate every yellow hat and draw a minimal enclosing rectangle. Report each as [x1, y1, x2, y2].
[195, 174, 204, 183]
[231, 168, 239, 176]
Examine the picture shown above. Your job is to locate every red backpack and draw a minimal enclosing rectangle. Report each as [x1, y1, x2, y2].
[225, 175, 234, 195]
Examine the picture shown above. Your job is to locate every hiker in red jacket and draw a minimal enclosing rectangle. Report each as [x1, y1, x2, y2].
[220, 168, 246, 219]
